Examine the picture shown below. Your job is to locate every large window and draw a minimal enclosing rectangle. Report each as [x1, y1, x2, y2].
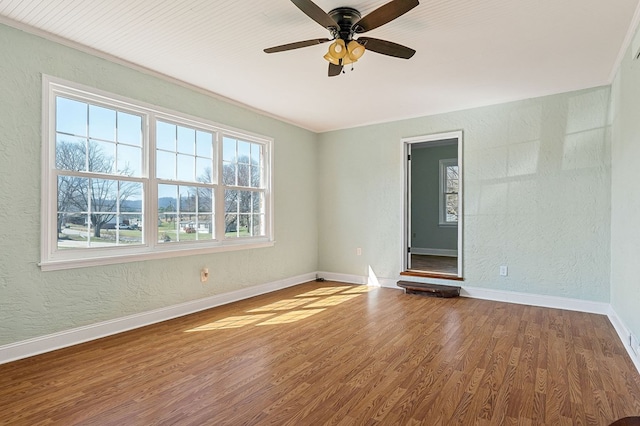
[41, 77, 273, 270]
[439, 158, 459, 225]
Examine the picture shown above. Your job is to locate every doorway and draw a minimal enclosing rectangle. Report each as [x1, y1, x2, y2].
[402, 131, 463, 279]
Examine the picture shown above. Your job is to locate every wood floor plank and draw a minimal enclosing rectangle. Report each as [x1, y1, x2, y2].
[1, 281, 639, 425]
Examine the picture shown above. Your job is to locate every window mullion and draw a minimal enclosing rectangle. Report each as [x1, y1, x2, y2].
[146, 113, 155, 249]
[216, 132, 225, 241]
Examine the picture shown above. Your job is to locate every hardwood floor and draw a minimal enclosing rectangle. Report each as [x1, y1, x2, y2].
[1, 281, 639, 425]
[410, 254, 458, 275]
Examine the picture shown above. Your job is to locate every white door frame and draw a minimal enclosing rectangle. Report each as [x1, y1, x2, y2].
[401, 130, 464, 278]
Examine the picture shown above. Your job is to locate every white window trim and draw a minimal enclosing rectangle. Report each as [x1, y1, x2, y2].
[438, 158, 458, 227]
[40, 75, 274, 271]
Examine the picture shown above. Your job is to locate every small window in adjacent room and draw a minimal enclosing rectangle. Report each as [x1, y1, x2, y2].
[41, 76, 273, 271]
[439, 158, 459, 226]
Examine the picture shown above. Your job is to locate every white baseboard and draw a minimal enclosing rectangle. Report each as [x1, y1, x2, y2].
[459, 286, 610, 315]
[317, 271, 399, 289]
[0, 272, 316, 365]
[316, 271, 366, 285]
[411, 248, 458, 257]
[606, 306, 640, 374]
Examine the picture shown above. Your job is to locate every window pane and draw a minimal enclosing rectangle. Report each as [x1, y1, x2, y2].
[117, 112, 142, 146]
[158, 184, 178, 212]
[117, 215, 143, 244]
[89, 105, 116, 141]
[158, 184, 177, 242]
[180, 186, 197, 212]
[197, 214, 214, 240]
[446, 194, 458, 222]
[238, 164, 250, 187]
[56, 135, 87, 171]
[157, 150, 176, 180]
[446, 165, 459, 193]
[225, 214, 238, 236]
[177, 153, 194, 182]
[250, 143, 261, 167]
[239, 214, 250, 236]
[58, 175, 88, 213]
[239, 191, 252, 213]
[57, 174, 94, 249]
[223, 162, 236, 185]
[117, 144, 142, 177]
[198, 187, 213, 213]
[223, 137, 236, 162]
[250, 165, 261, 188]
[177, 126, 195, 155]
[159, 217, 178, 243]
[252, 192, 263, 213]
[196, 158, 213, 183]
[56, 97, 87, 137]
[119, 182, 143, 213]
[225, 189, 238, 213]
[88, 140, 115, 174]
[156, 121, 175, 151]
[57, 212, 90, 249]
[196, 131, 213, 157]
[238, 141, 250, 163]
[250, 214, 264, 236]
[91, 178, 119, 213]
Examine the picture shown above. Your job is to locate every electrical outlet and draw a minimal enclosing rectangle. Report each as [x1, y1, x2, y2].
[499, 265, 508, 276]
[200, 267, 209, 283]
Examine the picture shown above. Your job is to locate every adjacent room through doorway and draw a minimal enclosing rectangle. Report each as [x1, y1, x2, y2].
[403, 131, 463, 279]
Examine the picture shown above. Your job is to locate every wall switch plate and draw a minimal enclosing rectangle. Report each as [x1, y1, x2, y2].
[499, 265, 508, 276]
[356, 248, 362, 256]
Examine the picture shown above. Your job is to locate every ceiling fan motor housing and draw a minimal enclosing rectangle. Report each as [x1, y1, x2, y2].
[328, 7, 362, 40]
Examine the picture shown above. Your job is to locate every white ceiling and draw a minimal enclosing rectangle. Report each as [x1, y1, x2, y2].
[1, 0, 639, 132]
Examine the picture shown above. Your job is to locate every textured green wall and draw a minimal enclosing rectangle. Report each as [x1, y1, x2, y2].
[0, 24, 318, 345]
[318, 87, 612, 302]
[610, 28, 640, 345]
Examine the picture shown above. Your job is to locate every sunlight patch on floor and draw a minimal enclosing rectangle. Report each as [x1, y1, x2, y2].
[185, 314, 273, 331]
[341, 286, 372, 294]
[294, 287, 347, 297]
[185, 285, 371, 332]
[247, 298, 320, 312]
[305, 294, 362, 308]
[256, 309, 326, 326]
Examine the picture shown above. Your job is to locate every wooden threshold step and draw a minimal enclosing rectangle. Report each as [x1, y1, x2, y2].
[397, 281, 461, 298]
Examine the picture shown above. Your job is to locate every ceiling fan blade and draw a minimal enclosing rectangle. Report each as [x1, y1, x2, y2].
[291, 0, 338, 30]
[328, 63, 343, 77]
[264, 38, 331, 53]
[354, 0, 419, 33]
[358, 37, 416, 59]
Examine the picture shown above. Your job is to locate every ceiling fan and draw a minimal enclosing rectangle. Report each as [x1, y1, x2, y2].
[264, 0, 419, 77]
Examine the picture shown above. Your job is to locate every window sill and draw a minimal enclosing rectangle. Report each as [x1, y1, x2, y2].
[438, 222, 458, 228]
[40, 240, 275, 271]
[401, 270, 464, 281]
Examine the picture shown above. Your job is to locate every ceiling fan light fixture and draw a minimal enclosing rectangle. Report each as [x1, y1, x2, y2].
[323, 52, 342, 65]
[347, 40, 365, 60]
[327, 39, 347, 59]
[342, 54, 355, 65]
